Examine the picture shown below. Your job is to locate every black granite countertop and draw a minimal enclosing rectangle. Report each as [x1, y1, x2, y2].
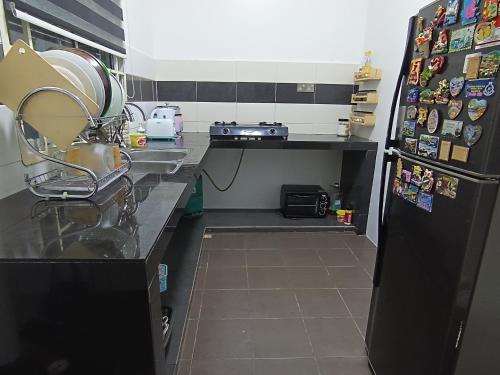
[0, 132, 377, 262]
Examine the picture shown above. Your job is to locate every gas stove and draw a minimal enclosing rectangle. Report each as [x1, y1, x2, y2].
[210, 122, 288, 140]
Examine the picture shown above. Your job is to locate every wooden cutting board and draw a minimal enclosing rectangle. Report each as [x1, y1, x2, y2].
[0, 40, 99, 150]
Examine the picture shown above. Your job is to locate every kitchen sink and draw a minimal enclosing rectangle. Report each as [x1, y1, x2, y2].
[128, 149, 191, 175]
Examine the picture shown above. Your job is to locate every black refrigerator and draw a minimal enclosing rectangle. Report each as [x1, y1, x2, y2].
[367, 1, 500, 375]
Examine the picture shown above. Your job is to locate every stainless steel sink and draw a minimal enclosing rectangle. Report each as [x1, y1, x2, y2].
[128, 149, 190, 175]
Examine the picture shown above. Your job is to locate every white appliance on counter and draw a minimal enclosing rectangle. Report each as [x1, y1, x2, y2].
[146, 106, 176, 139]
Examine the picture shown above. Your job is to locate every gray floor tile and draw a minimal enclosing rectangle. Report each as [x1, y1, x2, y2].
[191, 359, 253, 375]
[252, 318, 313, 358]
[201, 290, 250, 319]
[204, 233, 247, 250]
[246, 250, 286, 267]
[194, 267, 206, 291]
[317, 357, 371, 375]
[180, 319, 198, 360]
[248, 267, 291, 289]
[288, 268, 334, 289]
[176, 360, 191, 375]
[245, 233, 284, 249]
[355, 317, 369, 339]
[318, 249, 358, 266]
[194, 319, 254, 359]
[254, 358, 319, 375]
[305, 318, 366, 357]
[282, 249, 323, 267]
[205, 267, 248, 290]
[198, 251, 209, 268]
[249, 290, 301, 318]
[352, 248, 377, 277]
[329, 267, 373, 288]
[189, 291, 203, 319]
[344, 235, 376, 250]
[339, 289, 372, 318]
[295, 289, 350, 317]
[208, 250, 246, 268]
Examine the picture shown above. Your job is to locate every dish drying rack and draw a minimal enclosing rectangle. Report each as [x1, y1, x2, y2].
[16, 87, 132, 200]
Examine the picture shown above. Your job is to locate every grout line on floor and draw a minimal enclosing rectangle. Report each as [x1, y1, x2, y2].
[336, 289, 368, 347]
[347, 247, 374, 281]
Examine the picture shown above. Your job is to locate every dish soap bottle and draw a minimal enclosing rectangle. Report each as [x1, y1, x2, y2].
[329, 183, 342, 213]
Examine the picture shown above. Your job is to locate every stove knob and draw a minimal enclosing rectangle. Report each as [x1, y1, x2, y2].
[223, 128, 230, 135]
[269, 128, 276, 135]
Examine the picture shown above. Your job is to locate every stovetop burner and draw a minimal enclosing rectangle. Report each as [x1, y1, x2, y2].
[210, 121, 288, 140]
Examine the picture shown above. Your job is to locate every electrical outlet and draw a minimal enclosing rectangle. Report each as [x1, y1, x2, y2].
[297, 83, 315, 93]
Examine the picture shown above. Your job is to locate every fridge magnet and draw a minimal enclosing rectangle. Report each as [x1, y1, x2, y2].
[431, 5, 447, 28]
[463, 124, 483, 146]
[407, 87, 421, 103]
[474, 20, 499, 45]
[450, 76, 466, 97]
[432, 29, 449, 55]
[439, 140, 453, 161]
[430, 56, 447, 73]
[417, 192, 434, 212]
[408, 58, 423, 85]
[396, 158, 403, 178]
[465, 78, 496, 97]
[450, 25, 476, 52]
[445, 0, 461, 26]
[403, 184, 419, 204]
[448, 99, 464, 119]
[441, 119, 464, 137]
[417, 107, 429, 126]
[418, 134, 440, 159]
[404, 138, 418, 154]
[427, 109, 440, 133]
[402, 120, 417, 137]
[421, 169, 435, 193]
[402, 169, 412, 183]
[482, 0, 499, 21]
[420, 67, 434, 87]
[412, 165, 423, 185]
[407, 105, 418, 120]
[479, 50, 500, 78]
[435, 174, 459, 199]
[451, 145, 470, 162]
[420, 89, 435, 104]
[415, 17, 425, 52]
[461, 0, 480, 25]
[416, 27, 433, 58]
[435, 79, 451, 104]
[467, 98, 487, 120]
[463, 53, 482, 78]
[393, 178, 404, 196]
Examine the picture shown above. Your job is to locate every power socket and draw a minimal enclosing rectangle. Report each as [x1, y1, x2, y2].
[297, 83, 315, 93]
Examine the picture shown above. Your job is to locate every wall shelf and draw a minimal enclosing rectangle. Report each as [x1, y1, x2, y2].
[350, 112, 376, 127]
[351, 92, 379, 104]
[354, 68, 383, 82]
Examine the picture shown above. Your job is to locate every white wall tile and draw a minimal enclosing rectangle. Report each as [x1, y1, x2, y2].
[155, 60, 200, 81]
[197, 122, 211, 133]
[275, 104, 314, 124]
[315, 63, 358, 84]
[0, 161, 25, 199]
[0, 106, 22, 166]
[313, 123, 338, 135]
[166, 102, 198, 122]
[276, 62, 316, 83]
[196, 61, 237, 82]
[236, 103, 275, 123]
[236, 62, 278, 82]
[312, 104, 351, 125]
[182, 121, 199, 133]
[286, 123, 315, 134]
[197, 102, 237, 122]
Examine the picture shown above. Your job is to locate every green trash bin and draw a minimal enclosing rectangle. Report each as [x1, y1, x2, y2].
[184, 175, 204, 217]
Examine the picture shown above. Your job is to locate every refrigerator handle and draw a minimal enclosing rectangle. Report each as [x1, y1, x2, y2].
[374, 16, 416, 288]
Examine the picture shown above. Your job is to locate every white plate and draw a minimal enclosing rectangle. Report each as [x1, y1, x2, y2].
[52, 65, 85, 93]
[41, 50, 102, 117]
[106, 74, 125, 118]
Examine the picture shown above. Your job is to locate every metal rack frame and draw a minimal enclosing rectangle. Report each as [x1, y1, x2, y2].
[16, 86, 131, 200]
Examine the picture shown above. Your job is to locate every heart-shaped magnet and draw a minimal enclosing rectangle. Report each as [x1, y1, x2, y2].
[448, 99, 463, 119]
[463, 124, 483, 147]
[468, 99, 487, 121]
[427, 109, 440, 134]
[450, 76, 465, 97]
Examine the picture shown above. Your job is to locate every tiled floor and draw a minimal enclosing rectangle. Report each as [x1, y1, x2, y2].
[177, 231, 376, 375]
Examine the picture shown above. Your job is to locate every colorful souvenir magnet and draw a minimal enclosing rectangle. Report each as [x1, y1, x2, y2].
[421, 169, 435, 193]
[431, 5, 447, 28]
[420, 67, 434, 87]
[403, 184, 419, 204]
[448, 99, 464, 119]
[407, 87, 421, 103]
[393, 178, 403, 196]
[415, 17, 425, 52]
[465, 78, 496, 98]
[404, 138, 418, 154]
[408, 58, 423, 85]
[479, 51, 500, 78]
[463, 124, 483, 146]
[411, 165, 423, 186]
[427, 109, 440, 134]
[396, 158, 403, 178]
[439, 140, 453, 161]
[450, 25, 476, 52]
[432, 29, 449, 55]
[468, 99, 487, 121]
[445, 0, 461, 26]
[482, 0, 499, 21]
[429, 56, 446, 73]
[442, 119, 464, 137]
[461, 0, 480, 25]
[475, 20, 498, 45]
[417, 107, 429, 126]
[418, 134, 440, 159]
[401, 169, 412, 183]
[435, 174, 459, 199]
[402, 120, 416, 137]
[465, 54, 482, 80]
[417, 192, 434, 212]
[420, 88, 435, 104]
[450, 76, 466, 97]
[451, 145, 470, 162]
[407, 105, 418, 120]
[416, 27, 433, 58]
[435, 79, 451, 104]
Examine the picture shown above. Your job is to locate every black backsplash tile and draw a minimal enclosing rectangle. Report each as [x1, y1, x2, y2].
[126, 75, 140, 101]
[197, 82, 236, 102]
[276, 83, 314, 104]
[237, 82, 276, 103]
[157, 81, 197, 102]
[139, 79, 155, 102]
[315, 84, 355, 105]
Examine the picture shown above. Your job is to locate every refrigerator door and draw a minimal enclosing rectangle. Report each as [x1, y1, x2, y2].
[367, 153, 498, 375]
[395, 1, 500, 177]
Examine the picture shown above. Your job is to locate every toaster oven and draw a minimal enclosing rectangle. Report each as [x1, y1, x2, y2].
[280, 185, 330, 218]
